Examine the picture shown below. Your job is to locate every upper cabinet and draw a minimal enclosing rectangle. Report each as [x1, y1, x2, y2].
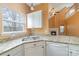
[27, 10, 42, 28]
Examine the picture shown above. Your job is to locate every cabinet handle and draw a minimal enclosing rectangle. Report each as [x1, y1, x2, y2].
[70, 51, 72, 54]
[33, 44, 36, 46]
[42, 46, 44, 48]
[7, 54, 10, 56]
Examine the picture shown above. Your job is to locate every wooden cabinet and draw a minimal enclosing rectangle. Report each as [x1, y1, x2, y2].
[46, 42, 68, 56]
[0, 45, 24, 56]
[24, 41, 45, 56]
[49, 7, 68, 28]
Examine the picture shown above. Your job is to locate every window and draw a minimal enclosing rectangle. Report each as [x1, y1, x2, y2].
[27, 10, 42, 28]
[2, 8, 25, 33]
[60, 26, 64, 33]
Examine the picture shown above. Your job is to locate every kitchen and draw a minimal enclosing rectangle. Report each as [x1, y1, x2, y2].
[0, 3, 79, 56]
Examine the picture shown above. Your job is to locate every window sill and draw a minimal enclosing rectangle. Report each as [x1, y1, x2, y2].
[1, 31, 25, 34]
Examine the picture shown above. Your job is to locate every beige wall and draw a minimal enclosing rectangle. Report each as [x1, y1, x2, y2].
[49, 16, 55, 28]
[65, 12, 79, 36]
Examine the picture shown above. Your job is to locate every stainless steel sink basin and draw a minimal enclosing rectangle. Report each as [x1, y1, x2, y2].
[22, 37, 30, 41]
[30, 36, 40, 40]
[22, 36, 40, 41]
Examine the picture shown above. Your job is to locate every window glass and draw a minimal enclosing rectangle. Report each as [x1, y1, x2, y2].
[2, 8, 25, 33]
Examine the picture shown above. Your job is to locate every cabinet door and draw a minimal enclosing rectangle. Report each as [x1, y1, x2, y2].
[25, 46, 44, 56]
[14, 51, 24, 56]
[46, 42, 68, 56]
[69, 44, 79, 56]
[69, 50, 79, 56]
[0, 45, 24, 56]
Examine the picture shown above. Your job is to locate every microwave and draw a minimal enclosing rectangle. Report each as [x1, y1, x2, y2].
[49, 28, 59, 36]
[51, 31, 56, 35]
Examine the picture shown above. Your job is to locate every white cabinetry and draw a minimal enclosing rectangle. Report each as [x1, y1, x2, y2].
[46, 42, 68, 56]
[24, 41, 45, 56]
[0, 45, 24, 56]
[69, 44, 79, 56]
[24, 46, 44, 56]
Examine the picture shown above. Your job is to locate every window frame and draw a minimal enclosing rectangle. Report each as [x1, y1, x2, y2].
[1, 8, 26, 34]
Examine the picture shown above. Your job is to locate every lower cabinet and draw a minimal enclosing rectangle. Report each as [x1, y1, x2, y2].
[24, 46, 44, 56]
[46, 42, 69, 56]
[69, 44, 79, 56]
[46, 42, 79, 56]
[1, 40, 79, 56]
[69, 50, 79, 56]
[0, 45, 24, 56]
[24, 41, 45, 56]
[0, 41, 45, 56]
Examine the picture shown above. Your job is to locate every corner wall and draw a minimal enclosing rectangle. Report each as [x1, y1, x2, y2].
[65, 12, 79, 36]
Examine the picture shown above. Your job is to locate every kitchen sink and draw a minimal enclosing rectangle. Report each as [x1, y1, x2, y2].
[22, 36, 40, 41]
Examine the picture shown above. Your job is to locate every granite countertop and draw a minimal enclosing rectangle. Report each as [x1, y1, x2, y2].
[0, 37, 45, 55]
[44, 35, 79, 45]
[0, 35, 79, 54]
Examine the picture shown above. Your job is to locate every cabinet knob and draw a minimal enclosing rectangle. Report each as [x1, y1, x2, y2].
[7, 54, 10, 56]
[42, 46, 44, 48]
[70, 51, 72, 54]
[33, 44, 36, 46]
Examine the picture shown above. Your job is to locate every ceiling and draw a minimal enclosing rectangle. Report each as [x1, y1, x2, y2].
[26, 3, 40, 7]
[48, 3, 74, 12]
[26, 3, 73, 11]
[48, 3, 74, 18]
[26, 3, 74, 18]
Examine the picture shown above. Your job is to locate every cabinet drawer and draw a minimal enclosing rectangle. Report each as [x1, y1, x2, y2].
[24, 41, 45, 48]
